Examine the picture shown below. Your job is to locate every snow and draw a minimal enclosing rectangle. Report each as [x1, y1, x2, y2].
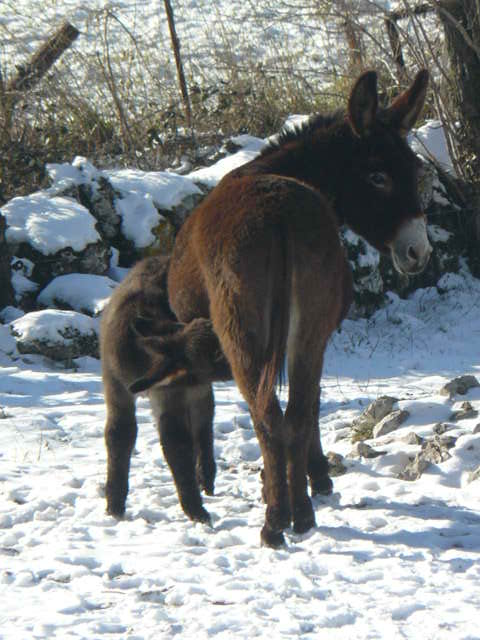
[9, 309, 99, 347]
[410, 120, 455, 173]
[106, 168, 202, 211]
[0, 4, 477, 636]
[37, 274, 118, 316]
[1, 192, 100, 255]
[189, 136, 267, 188]
[1, 270, 480, 639]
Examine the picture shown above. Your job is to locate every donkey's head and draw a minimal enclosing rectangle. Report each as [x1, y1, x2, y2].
[339, 70, 432, 275]
[129, 318, 230, 394]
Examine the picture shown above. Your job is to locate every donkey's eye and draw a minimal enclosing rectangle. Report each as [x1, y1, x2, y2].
[368, 171, 389, 189]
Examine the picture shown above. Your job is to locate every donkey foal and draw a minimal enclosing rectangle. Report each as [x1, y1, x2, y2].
[101, 255, 230, 524]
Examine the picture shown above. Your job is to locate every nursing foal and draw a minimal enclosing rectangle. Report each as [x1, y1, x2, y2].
[168, 70, 432, 546]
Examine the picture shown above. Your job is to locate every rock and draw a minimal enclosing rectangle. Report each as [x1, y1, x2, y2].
[422, 435, 456, 463]
[2, 191, 111, 288]
[467, 466, 480, 484]
[373, 409, 410, 438]
[440, 375, 480, 398]
[10, 310, 99, 361]
[403, 432, 424, 445]
[449, 401, 479, 422]
[473, 424, 480, 434]
[341, 229, 385, 317]
[433, 422, 450, 435]
[351, 396, 398, 442]
[326, 452, 347, 477]
[399, 435, 456, 481]
[399, 457, 430, 482]
[0, 213, 14, 309]
[347, 442, 386, 459]
[37, 273, 117, 317]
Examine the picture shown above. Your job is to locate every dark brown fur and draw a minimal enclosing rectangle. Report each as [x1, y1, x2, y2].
[101, 255, 230, 523]
[168, 70, 430, 546]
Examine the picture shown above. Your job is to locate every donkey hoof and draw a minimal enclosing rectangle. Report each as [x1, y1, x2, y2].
[187, 506, 212, 525]
[310, 475, 333, 496]
[261, 526, 286, 548]
[293, 512, 316, 534]
[106, 502, 126, 519]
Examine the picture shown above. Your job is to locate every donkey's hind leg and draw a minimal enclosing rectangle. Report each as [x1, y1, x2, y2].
[308, 406, 333, 496]
[149, 386, 211, 524]
[104, 377, 138, 518]
[211, 322, 289, 546]
[285, 325, 330, 533]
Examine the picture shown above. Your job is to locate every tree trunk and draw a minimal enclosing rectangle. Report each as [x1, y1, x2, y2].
[438, 0, 480, 181]
[163, 0, 194, 138]
[437, 0, 480, 271]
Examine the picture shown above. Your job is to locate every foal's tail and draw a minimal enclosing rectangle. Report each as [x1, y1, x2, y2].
[256, 224, 293, 416]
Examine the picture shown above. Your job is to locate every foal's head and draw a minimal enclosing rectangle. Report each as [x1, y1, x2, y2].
[337, 70, 432, 275]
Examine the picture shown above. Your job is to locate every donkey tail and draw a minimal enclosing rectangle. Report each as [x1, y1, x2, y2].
[256, 224, 293, 416]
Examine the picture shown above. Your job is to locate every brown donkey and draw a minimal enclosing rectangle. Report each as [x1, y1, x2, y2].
[168, 70, 432, 546]
[101, 255, 230, 523]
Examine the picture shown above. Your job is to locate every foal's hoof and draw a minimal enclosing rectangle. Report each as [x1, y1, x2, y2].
[106, 501, 126, 519]
[260, 526, 286, 548]
[187, 506, 212, 525]
[310, 474, 333, 496]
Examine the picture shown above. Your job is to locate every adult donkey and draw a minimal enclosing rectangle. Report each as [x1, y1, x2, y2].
[168, 70, 432, 547]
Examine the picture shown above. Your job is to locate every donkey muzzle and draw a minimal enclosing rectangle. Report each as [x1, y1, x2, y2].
[389, 215, 432, 275]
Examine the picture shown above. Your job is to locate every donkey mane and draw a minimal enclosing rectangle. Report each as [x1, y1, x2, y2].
[261, 111, 344, 157]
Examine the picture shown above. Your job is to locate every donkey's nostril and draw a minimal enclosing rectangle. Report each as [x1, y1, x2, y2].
[407, 246, 418, 262]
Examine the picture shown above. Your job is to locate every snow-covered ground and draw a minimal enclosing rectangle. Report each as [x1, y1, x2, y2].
[1, 264, 479, 639]
[0, 3, 478, 635]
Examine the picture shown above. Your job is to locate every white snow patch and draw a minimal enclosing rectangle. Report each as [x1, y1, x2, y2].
[2, 192, 100, 254]
[10, 309, 99, 344]
[410, 120, 455, 174]
[38, 274, 117, 316]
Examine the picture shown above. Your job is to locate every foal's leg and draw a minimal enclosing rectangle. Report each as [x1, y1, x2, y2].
[308, 389, 333, 496]
[104, 377, 138, 517]
[149, 386, 211, 524]
[188, 384, 216, 496]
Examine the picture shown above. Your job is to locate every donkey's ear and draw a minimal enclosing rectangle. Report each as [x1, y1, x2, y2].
[348, 71, 378, 137]
[129, 366, 188, 394]
[385, 69, 429, 136]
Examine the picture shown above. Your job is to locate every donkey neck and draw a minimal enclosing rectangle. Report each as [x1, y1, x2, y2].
[235, 122, 351, 222]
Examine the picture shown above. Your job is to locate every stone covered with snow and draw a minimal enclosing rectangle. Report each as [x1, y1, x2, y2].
[37, 274, 118, 317]
[10, 309, 99, 361]
[1, 191, 110, 287]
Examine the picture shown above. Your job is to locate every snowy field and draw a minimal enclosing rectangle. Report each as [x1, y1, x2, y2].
[1, 268, 480, 639]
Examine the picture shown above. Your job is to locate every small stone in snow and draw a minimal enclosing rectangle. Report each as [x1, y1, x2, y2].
[449, 401, 479, 422]
[347, 442, 386, 459]
[373, 409, 410, 438]
[440, 375, 479, 398]
[327, 452, 347, 476]
[467, 466, 480, 484]
[403, 432, 424, 445]
[351, 396, 398, 442]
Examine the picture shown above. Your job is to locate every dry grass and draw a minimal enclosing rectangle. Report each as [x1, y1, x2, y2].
[0, 0, 452, 202]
